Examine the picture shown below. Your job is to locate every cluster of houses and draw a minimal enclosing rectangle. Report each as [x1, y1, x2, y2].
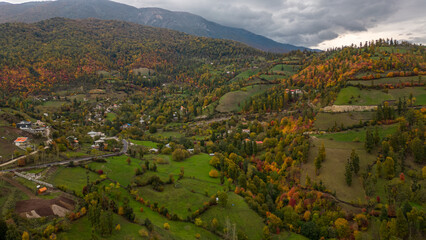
[16, 120, 48, 136]
[87, 131, 106, 149]
[88, 103, 120, 124]
[14, 120, 49, 150]
[146, 143, 194, 154]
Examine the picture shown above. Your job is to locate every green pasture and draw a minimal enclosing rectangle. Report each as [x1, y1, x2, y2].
[348, 75, 424, 86]
[130, 140, 158, 148]
[314, 112, 374, 130]
[303, 137, 374, 204]
[200, 193, 265, 240]
[315, 124, 397, 142]
[58, 214, 148, 240]
[334, 87, 426, 106]
[216, 85, 274, 113]
[48, 166, 100, 193]
[89, 155, 143, 186]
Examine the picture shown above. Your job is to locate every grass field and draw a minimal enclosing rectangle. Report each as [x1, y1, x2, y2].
[59, 214, 148, 240]
[89, 155, 143, 186]
[260, 75, 285, 81]
[200, 193, 265, 240]
[15, 176, 62, 199]
[315, 124, 397, 142]
[302, 137, 375, 204]
[141, 154, 218, 184]
[314, 112, 375, 130]
[0, 179, 29, 216]
[106, 112, 117, 121]
[273, 232, 309, 240]
[271, 64, 300, 75]
[130, 140, 158, 148]
[334, 86, 426, 106]
[216, 85, 274, 113]
[348, 75, 424, 86]
[137, 183, 211, 219]
[151, 130, 183, 139]
[48, 167, 100, 193]
[105, 184, 219, 240]
[231, 69, 261, 82]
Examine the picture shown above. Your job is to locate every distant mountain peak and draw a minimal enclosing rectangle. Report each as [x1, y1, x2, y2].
[0, 0, 310, 53]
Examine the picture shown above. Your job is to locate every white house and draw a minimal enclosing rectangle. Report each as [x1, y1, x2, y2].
[88, 131, 105, 138]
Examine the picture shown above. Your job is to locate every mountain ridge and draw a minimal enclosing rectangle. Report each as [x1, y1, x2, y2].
[0, 0, 310, 53]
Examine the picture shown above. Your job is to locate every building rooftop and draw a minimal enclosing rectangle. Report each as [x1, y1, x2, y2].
[14, 137, 28, 143]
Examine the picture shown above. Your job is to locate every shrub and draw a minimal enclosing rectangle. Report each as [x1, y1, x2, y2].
[161, 147, 172, 155]
[195, 218, 203, 226]
[209, 169, 219, 178]
[139, 229, 149, 237]
[172, 148, 189, 161]
[163, 223, 170, 230]
[155, 157, 169, 164]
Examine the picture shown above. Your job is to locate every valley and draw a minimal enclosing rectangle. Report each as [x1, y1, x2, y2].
[0, 17, 424, 240]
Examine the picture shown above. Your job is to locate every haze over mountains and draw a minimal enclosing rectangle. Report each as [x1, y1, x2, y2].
[0, 0, 310, 53]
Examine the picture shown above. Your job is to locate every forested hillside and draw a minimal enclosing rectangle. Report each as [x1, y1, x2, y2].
[0, 18, 264, 96]
[0, 0, 309, 53]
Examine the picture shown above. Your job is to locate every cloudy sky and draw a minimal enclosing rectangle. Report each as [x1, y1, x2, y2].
[4, 0, 426, 49]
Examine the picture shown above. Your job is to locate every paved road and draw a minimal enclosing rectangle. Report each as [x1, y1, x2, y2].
[1, 139, 128, 172]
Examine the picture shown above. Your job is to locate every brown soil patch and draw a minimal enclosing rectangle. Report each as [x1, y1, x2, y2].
[16, 196, 75, 218]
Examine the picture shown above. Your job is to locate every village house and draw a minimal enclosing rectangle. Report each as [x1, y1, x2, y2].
[14, 137, 29, 149]
[16, 121, 32, 129]
[93, 139, 105, 149]
[34, 120, 46, 127]
[242, 129, 250, 134]
[149, 148, 159, 153]
[120, 123, 131, 130]
[66, 136, 79, 148]
[32, 127, 47, 136]
[87, 131, 105, 138]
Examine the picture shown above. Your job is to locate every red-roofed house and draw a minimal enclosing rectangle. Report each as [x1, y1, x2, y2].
[14, 137, 29, 148]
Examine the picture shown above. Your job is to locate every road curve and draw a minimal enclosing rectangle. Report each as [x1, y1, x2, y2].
[1, 139, 128, 172]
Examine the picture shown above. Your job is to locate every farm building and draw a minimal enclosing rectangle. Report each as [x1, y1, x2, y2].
[38, 187, 47, 194]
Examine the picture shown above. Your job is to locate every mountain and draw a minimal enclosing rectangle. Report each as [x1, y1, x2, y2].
[0, 0, 309, 53]
[0, 18, 263, 95]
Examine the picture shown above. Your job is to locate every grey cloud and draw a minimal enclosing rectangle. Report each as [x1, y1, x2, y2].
[5, 0, 425, 47]
[104, 0, 426, 46]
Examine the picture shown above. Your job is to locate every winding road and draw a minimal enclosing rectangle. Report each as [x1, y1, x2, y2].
[1, 139, 128, 172]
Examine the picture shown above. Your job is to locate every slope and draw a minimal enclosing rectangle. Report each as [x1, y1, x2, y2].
[0, 0, 309, 53]
[0, 17, 263, 95]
